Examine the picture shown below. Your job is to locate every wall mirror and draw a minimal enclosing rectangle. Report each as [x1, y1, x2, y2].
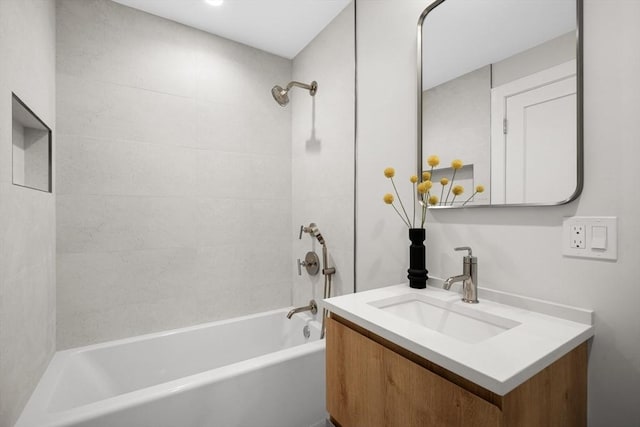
[418, 0, 582, 207]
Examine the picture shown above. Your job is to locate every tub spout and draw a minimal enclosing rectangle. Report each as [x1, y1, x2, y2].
[286, 300, 318, 319]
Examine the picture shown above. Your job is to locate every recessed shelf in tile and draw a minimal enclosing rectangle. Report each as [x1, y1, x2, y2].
[11, 93, 52, 193]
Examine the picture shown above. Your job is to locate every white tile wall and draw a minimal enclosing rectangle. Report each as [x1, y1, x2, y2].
[56, 0, 293, 349]
[56, 135, 198, 197]
[57, 194, 199, 252]
[0, 0, 56, 425]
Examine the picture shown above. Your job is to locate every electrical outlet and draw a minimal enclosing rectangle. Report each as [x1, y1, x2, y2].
[562, 216, 618, 260]
[570, 224, 585, 249]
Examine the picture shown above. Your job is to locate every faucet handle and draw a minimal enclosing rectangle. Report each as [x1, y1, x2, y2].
[297, 252, 320, 276]
[454, 246, 473, 256]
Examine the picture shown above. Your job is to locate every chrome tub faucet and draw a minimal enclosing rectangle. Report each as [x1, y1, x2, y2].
[286, 300, 318, 319]
[443, 246, 479, 304]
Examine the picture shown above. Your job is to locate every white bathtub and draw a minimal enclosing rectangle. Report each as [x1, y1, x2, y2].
[16, 308, 326, 427]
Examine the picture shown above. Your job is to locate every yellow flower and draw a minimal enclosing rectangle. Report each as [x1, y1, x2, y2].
[417, 181, 433, 194]
[452, 185, 464, 196]
[440, 177, 449, 186]
[383, 193, 394, 204]
[422, 171, 431, 181]
[476, 184, 485, 193]
[427, 155, 440, 167]
[384, 167, 395, 178]
[451, 159, 463, 170]
[410, 175, 418, 184]
[428, 195, 438, 205]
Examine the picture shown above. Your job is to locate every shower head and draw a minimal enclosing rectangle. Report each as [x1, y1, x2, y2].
[271, 85, 289, 107]
[307, 223, 325, 246]
[271, 81, 318, 107]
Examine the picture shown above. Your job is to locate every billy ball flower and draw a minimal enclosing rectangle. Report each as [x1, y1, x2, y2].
[438, 177, 449, 205]
[384, 167, 395, 178]
[445, 160, 463, 204]
[383, 167, 411, 227]
[417, 181, 432, 194]
[462, 184, 486, 206]
[428, 195, 438, 205]
[427, 155, 440, 167]
[410, 175, 418, 184]
[422, 171, 431, 181]
[450, 185, 464, 205]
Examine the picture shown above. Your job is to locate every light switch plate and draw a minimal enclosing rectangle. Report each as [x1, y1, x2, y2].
[562, 216, 617, 260]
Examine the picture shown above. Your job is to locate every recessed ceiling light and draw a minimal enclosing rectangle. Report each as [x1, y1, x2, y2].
[205, 0, 223, 6]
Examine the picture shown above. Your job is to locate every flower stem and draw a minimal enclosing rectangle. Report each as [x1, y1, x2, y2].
[445, 169, 457, 205]
[439, 185, 445, 206]
[391, 177, 412, 226]
[391, 203, 411, 227]
[462, 191, 478, 206]
[412, 183, 416, 228]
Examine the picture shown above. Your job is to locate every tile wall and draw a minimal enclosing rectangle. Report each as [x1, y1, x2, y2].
[0, 1, 56, 425]
[55, 0, 293, 348]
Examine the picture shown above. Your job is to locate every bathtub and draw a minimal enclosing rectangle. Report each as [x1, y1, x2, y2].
[16, 308, 326, 427]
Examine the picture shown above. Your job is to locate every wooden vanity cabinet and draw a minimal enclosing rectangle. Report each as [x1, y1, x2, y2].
[326, 315, 587, 427]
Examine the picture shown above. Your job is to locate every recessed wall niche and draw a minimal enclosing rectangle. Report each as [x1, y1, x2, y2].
[12, 93, 52, 193]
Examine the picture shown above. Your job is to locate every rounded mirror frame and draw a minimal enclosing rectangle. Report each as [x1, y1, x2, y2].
[417, 0, 584, 208]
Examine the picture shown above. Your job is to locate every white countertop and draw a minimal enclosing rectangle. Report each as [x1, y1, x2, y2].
[322, 281, 594, 396]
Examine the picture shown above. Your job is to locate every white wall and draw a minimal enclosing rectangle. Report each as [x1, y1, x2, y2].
[291, 3, 355, 306]
[356, 0, 640, 424]
[0, 1, 57, 425]
[55, 0, 292, 349]
[357, 1, 423, 290]
[492, 31, 576, 87]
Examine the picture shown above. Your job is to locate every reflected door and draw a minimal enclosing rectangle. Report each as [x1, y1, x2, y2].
[491, 60, 577, 204]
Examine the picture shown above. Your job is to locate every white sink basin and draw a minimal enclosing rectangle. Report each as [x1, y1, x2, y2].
[369, 293, 521, 344]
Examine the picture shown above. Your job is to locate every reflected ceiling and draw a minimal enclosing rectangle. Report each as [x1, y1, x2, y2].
[423, 0, 575, 89]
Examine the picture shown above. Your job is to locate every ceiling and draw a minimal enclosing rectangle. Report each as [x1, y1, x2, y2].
[112, 0, 351, 59]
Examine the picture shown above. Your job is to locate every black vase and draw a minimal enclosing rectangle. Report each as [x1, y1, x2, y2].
[407, 228, 428, 289]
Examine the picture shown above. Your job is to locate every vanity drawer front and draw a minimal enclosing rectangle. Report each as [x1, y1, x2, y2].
[326, 317, 502, 427]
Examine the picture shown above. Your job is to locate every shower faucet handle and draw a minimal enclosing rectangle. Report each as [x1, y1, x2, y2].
[299, 224, 313, 239]
[297, 252, 320, 276]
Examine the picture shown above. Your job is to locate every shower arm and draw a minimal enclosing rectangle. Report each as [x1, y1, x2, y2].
[286, 81, 318, 95]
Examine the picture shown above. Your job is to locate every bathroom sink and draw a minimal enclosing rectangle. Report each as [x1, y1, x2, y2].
[368, 293, 520, 344]
[324, 283, 594, 395]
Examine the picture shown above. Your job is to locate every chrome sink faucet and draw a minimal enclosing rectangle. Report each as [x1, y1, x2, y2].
[443, 247, 478, 304]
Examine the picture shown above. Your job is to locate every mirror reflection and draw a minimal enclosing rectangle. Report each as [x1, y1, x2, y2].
[420, 0, 581, 207]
